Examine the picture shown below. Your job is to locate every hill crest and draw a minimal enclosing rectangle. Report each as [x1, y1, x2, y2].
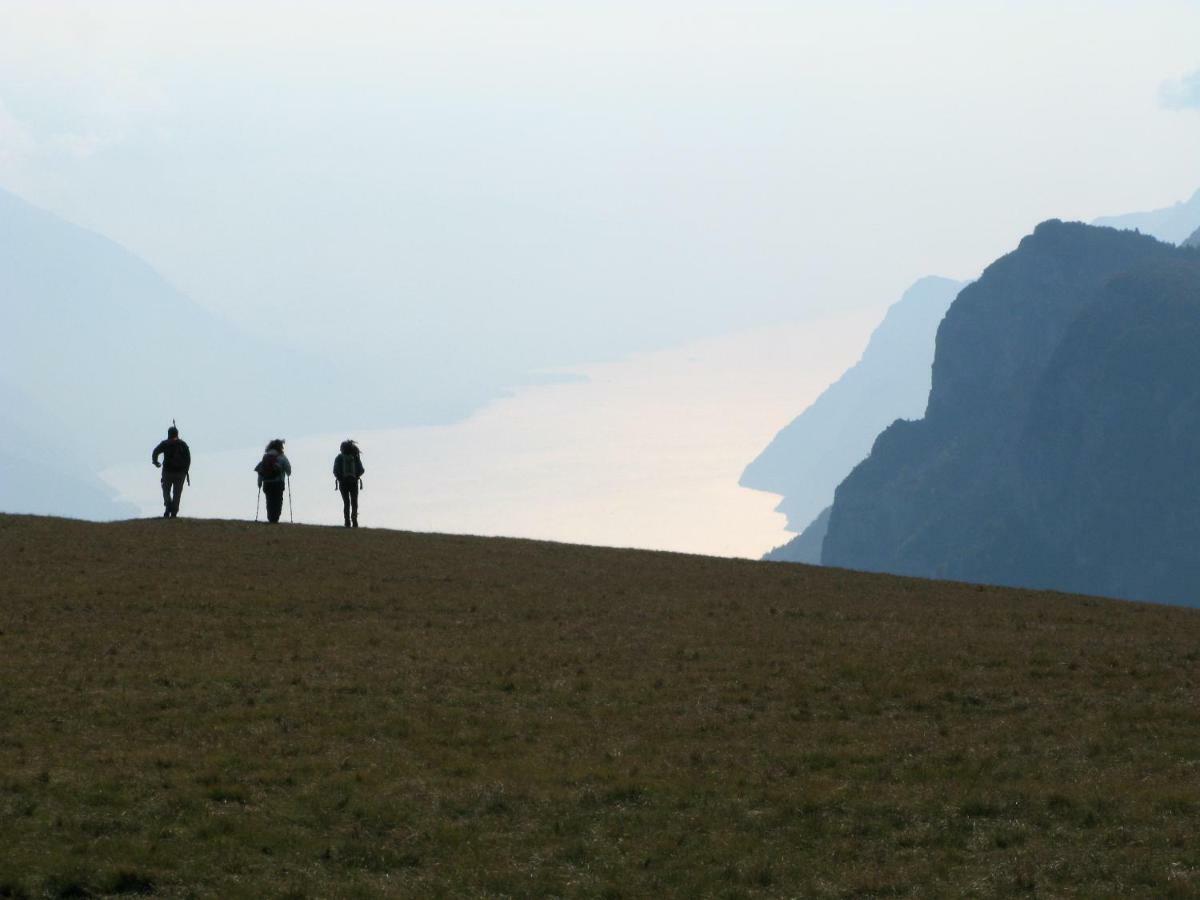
[4, 512, 1200, 895]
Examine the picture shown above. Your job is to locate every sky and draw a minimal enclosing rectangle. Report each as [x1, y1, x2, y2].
[2, 1, 1200, 551]
[1, 0, 1198, 378]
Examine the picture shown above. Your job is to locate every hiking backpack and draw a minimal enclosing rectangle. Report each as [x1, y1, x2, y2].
[259, 453, 281, 480]
[163, 440, 190, 472]
[338, 453, 358, 479]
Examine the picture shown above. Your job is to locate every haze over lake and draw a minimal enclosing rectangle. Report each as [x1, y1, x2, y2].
[4, 1, 1200, 563]
[103, 313, 878, 558]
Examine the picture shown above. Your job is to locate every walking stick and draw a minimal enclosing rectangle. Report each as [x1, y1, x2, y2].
[287, 474, 294, 524]
[255, 485, 261, 522]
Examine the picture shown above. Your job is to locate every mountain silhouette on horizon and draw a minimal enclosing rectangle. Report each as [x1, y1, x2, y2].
[0, 186, 362, 466]
[1092, 188, 1200, 244]
[752, 188, 1200, 567]
[822, 221, 1200, 605]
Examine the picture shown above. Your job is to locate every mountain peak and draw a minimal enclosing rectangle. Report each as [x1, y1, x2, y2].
[822, 221, 1200, 604]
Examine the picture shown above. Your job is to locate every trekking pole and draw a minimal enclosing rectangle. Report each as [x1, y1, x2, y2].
[287, 474, 294, 524]
[255, 485, 261, 522]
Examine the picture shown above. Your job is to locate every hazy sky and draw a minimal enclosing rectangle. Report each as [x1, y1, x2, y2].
[2, 1, 1199, 379]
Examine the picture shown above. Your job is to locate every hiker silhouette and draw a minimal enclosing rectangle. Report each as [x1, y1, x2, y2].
[151, 425, 191, 518]
[333, 439, 365, 528]
[255, 438, 292, 524]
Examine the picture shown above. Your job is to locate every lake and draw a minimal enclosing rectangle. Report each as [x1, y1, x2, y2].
[102, 311, 878, 558]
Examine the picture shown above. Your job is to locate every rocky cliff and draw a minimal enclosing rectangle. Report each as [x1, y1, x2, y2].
[823, 222, 1200, 604]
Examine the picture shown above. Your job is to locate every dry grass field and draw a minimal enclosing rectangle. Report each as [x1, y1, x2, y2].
[3, 514, 1200, 898]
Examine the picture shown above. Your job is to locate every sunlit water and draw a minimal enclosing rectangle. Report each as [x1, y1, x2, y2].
[102, 312, 879, 558]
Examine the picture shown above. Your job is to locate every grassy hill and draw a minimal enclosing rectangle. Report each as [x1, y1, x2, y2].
[3, 515, 1200, 898]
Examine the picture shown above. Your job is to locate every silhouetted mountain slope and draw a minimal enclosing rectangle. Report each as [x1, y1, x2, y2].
[741, 276, 964, 533]
[823, 222, 1200, 604]
[0, 188, 349, 465]
[1093, 188, 1200, 244]
[1017, 260, 1200, 602]
[1186, 226, 1200, 249]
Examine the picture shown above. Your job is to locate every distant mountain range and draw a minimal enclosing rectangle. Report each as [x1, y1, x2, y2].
[0, 186, 458, 519]
[0, 187, 366, 468]
[1092, 189, 1200, 244]
[823, 222, 1200, 605]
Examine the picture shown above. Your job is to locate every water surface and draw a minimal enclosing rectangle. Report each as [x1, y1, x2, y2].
[104, 312, 878, 558]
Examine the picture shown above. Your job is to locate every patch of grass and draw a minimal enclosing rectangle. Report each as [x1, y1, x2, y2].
[4, 514, 1200, 895]
[100, 870, 156, 895]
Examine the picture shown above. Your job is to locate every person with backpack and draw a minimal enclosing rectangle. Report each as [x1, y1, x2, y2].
[151, 425, 191, 518]
[255, 438, 292, 524]
[332, 439, 365, 528]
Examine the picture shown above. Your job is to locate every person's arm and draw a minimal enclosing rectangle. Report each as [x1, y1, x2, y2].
[282, 455, 293, 476]
[332, 457, 339, 477]
[356, 457, 365, 477]
[152, 440, 165, 467]
[181, 442, 192, 474]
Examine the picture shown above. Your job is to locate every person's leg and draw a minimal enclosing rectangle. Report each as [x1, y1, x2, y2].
[161, 477, 172, 517]
[266, 483, 283, 523]
[340, 482, 351, 527]
[349, 482, 359, 527]
[170, 475, 184, 516]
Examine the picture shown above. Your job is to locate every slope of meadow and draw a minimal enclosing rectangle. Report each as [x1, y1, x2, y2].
[3, 515, 1200, 897]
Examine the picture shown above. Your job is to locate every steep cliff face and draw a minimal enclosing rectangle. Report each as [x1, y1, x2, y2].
[1016, 259, 1200, 602]
[823, 222, 1200, 604]
[740, 276, 964, 533]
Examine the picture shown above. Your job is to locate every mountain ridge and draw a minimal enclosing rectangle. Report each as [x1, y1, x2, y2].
[0, 186, 348, 465]
[822, 221, 1200, 604]
[1092, 188, 1200, 244]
